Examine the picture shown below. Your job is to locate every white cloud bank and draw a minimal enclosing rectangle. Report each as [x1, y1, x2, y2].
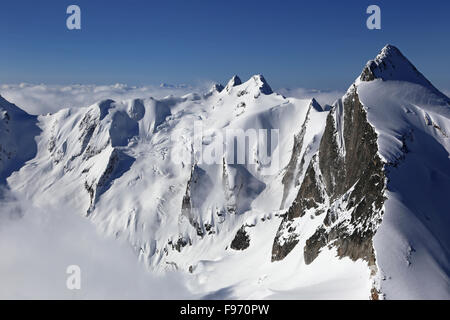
[0, 83, 213, 115]
[277, 87, 345, 107]
[0, 188, 195, 299]
[0, 83, 348, 116]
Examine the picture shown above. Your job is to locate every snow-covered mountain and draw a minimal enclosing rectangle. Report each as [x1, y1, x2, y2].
[0, 45, 449, 299]
[0, 96, 40, 186]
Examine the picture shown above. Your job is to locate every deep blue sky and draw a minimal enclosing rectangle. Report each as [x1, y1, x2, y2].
[1, 0, 449, 91]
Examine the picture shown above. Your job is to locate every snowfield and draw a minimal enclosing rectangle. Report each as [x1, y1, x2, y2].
[0, 45, 449, 299]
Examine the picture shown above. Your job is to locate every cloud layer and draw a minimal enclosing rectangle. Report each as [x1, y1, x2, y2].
[277, 87, 344, 107]
[0, 188, 194, 299]
[0, 82, 348, 116]
[0, 83, 212, 115]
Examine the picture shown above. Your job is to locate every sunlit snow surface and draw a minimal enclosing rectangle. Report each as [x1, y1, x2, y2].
[357, 80, 450, 299]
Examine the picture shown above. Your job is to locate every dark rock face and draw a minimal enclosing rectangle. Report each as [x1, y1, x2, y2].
[174, 237, 190, 252]
[78, 111, 98, 156]
[225, 75, 242, 92]
[303, 227, 327, 264]
[272, 86, 386, 266]
[213, 84, 225, 93]
[280, 105, 311, 209]
[280, 131, 305, 209]
[272, 156, 326, 261]
[254, 75, 273, 95]
[181, 167, 193, 217]
[360, 62, 377, 81]
[272, 223, 299, 262]
[319, 85, 384, 201]
[287, 157, 324, 219]
[168, 236, 192, 252]
[306, 87, 385, 265]
[319, 105, 345, 198]
[230, 225, 250, 250]
[304, 225, 377, 265]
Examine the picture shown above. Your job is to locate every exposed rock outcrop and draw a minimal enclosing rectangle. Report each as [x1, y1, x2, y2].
[272, 86, 386, 266]
[230, 225, 251, 250]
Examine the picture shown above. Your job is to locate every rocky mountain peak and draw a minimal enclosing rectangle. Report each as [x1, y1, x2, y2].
[210, 83, 224, 93]
[309, 98, 322, 112]
[250, 74, 273, 95]
[225, 75, 242, 92]
[359, 44, 435, 89]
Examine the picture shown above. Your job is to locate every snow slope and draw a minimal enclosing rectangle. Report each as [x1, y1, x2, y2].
[355, 46, 450, 298]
